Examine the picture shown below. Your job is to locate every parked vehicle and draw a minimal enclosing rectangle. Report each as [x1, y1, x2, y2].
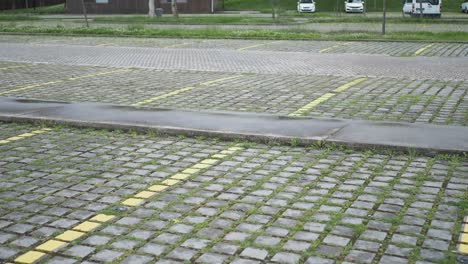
[297, 0, 316, 13]
[462, 0, 468, 13]
[403, 0, 413, 14]
[410, 0, 442, 17]
[345, 0, 364, 13]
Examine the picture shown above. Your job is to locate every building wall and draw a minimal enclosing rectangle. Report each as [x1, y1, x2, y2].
[0, 0, 64, 11]
[66, 0, 218, 14]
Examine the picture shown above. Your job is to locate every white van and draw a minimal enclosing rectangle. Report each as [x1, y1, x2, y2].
[462, 0, 468, 13]
[403, 0, 413, 14]
[297, 0, 316, 13]
[410, 0, 442, 17]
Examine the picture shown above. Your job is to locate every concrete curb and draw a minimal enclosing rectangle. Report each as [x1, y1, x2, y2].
[0, 98, 467, 156]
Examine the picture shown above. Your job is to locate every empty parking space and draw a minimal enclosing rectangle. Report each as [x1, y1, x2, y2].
[1, 62, 466, 126]
[0, 122, 466, 263]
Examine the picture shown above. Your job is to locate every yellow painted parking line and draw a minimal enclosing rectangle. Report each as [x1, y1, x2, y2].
[457, 217, 468, 255]
[121, 144, 243, 207]
[198, 75, 242, 86]
[131, 86, 195, 106]
[89, 214, 116, 223]
[0, 65, 29, 71]
[414, 43, 434, 56]
[122, 198, 145, 206]
[130, 75, 242, 107]
[14, 214, 115, 263]
[35, 240, 67, 252]
[333, 77, 368, 93]
[96, 43, 114, 47]
[289, 77, 368, 117]
[14, 251, 46, 264]
[459, 243, 468, 254]
[13, 145, 243, 263]
[0, 128, 52, 145]
[73, 221, 101, 232]
[237, 43, 269, 51]
[0, 69, 132, 96]
[319, 42, 351, 53]
[461, 233, 468, 243]
[55, 230, 85, 242]
[163, 42, 191, 49]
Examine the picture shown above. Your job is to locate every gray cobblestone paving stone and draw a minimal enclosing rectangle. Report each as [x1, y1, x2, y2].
[0, 122, 466, 263]
[0, 42, 466, 80]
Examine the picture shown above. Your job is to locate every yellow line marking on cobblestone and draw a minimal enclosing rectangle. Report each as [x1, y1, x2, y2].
[459, 244, 468, 254]
[73, 221, 101, 232]
[414, 43, 434, 56]
[96, 43, 114, 47]
[332, 77, 368, 93]
[0, 65, 29, 71]
[14, 251, 45, 264]
[319, 42, 351, 53]
[289, 77, 368, 117]
[0, 128, 52, 145]
[55, 230, 85, 242]
[130, 75, 242, 106]
[135, 191, 157, 199]
[14, 214, 115, 263]
[458, 219, 468, 255]
[121, 145, 243, 207]
[163, 43, 191, 49]
[237, 43, 270, 51]
[149, 184, 169, 192]
[122, 198, 145, 206]
[90, 214, 116, 223]
[0, 69, 132, 96]
[35, 240, 67, 252]
[14, 145, 244, 263]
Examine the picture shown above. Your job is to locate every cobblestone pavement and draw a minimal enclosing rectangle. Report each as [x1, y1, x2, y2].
[0, 62, 467, 126]
[0, 35, 467, 58]
[0, 122, 467, 263]
[1, 42, 467, 81]
[2, 19, 468, 33]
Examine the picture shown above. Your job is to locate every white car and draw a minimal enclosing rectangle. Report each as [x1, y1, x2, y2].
[403, 0, 413, 14]
[297, 0, 316, 13]
[410, 0, 441, 17]
[345, 0, 364, 13]
[462, 0, 468, 13]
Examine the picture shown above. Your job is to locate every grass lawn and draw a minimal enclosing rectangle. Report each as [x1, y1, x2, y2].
[93, 16, 296, 24]
[92, 14, 468, 25]
[1, 24, 466, 42]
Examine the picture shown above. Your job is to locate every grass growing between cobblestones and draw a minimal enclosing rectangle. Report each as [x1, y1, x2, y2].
[1, 24, 467, 41]
[0, 121, 467, 263]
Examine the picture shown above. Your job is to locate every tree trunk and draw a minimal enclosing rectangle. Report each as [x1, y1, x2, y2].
[148, 0, 155, 17]
[81, 0, 89, 28]
[12, 0, 16, 9]
[25, 0, 28, 9]
[171, 0, 178, 18]
[382, 0, 386, 35]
